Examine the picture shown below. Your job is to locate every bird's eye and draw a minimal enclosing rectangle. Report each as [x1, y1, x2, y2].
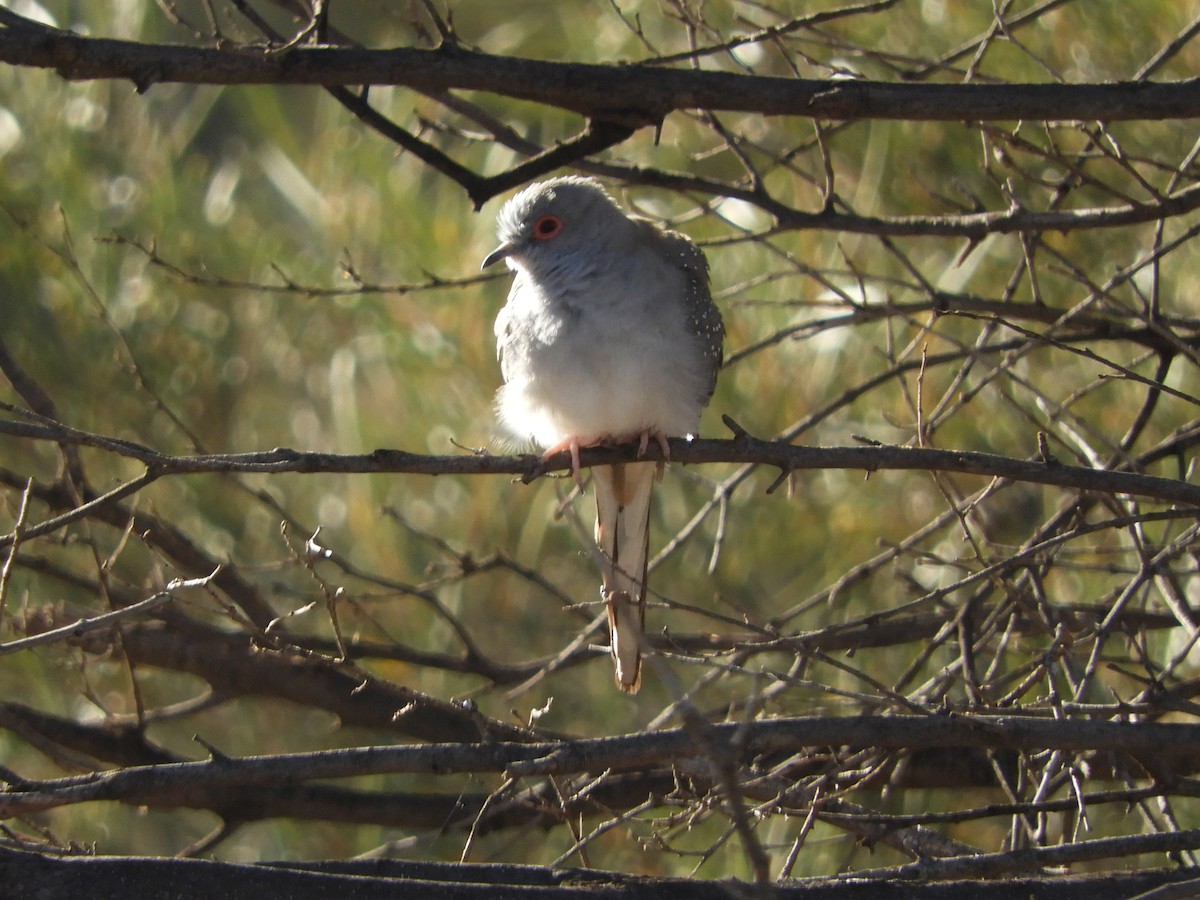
[533, 214, 563, 240]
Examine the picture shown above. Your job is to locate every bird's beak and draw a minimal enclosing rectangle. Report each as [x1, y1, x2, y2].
[481, 242, 516, 271]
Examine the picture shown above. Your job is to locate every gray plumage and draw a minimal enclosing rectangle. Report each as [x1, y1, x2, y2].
[483, 176, 724, 692]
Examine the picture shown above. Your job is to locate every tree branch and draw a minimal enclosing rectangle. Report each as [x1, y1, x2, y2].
[2, 25, 1198, 123]
[2, 845, 1193, 900]
[4, 714, 1199, 816]
[1, 423, 1197, 536]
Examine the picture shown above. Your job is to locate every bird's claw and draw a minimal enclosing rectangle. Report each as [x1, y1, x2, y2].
[636, 429, 671, 461]
[542, 435, 587, 490]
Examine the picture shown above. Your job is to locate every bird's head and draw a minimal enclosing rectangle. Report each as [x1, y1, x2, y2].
[482, 177, 629, 276]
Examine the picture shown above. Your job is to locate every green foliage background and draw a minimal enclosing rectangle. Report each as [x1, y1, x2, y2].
[1, 0, 1199, 878]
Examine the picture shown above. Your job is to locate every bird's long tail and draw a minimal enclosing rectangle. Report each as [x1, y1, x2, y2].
[593, 461, 655, 693]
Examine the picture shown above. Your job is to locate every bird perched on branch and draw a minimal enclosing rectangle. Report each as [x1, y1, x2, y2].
[482, 176, 724, 693]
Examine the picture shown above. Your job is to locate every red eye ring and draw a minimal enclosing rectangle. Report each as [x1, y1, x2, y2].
[533, 214, 563, 240]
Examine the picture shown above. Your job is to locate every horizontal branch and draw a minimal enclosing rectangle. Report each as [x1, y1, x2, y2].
[852, 829, 1200, 882]
[772, 181, 1200, 238]
[3, 846, 1195, 899]
[1, 422, 1197, 550]
[4, 714, 1199, 816]
[0, 701, 504, 831]
[1, 24, 1198, 124]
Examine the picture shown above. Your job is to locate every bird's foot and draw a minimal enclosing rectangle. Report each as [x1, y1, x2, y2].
[636, 429, 671, 463]
[542, 434, 600, 490]
[544, 431, 670, 488]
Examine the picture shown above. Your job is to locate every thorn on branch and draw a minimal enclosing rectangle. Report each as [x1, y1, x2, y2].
[1037, 431, 1059, 466]
[765, 467, 793, 495]
[193, 734, 231, 762]
[519, 453, 552, 485]
[132, 66, 163, 94]
[420, 0, 461, 52]
[721, 414, 750, 441]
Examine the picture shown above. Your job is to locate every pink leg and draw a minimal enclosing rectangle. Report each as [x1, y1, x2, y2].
[543, 434, 597, 489]
[636, 429, 671, 461]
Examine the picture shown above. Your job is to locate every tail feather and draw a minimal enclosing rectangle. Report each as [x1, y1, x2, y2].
[593, 462, 655, 693]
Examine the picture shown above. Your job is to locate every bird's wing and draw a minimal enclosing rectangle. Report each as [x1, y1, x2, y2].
[593, 461, 655, 694]
[635, 220, 725, 405]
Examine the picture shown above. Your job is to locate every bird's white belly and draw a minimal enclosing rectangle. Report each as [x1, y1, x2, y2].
[498, 305, 703, 448]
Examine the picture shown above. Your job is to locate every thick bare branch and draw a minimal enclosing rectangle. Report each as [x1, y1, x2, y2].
[2, 26, 1197, 123]
[4, 714, 1199, 816]
[2, 846, 1192, 900]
